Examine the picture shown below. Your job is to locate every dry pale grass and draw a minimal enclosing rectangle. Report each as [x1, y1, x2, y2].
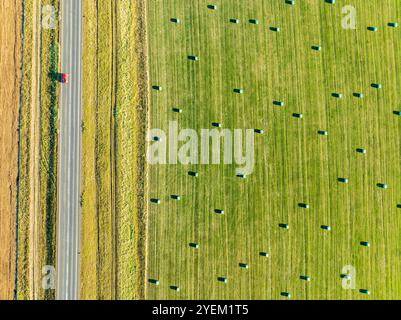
[80, 0, 149, 299]
[80, 0, 99, 299]
[81, 0, 115, 299]
[16, 0, 36, 300]
[114, 0, 149, 300]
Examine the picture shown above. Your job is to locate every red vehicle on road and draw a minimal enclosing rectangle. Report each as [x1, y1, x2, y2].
[61, 73, 69, 84]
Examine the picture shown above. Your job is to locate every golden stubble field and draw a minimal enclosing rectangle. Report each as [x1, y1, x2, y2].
[0, 0, 22, 300]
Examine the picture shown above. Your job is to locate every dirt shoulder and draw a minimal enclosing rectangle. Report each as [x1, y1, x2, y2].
[0, 0, 22, 300]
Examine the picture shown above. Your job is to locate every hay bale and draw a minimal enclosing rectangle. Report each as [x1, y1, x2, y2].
[273, 100, 285, 106]
[218, 277, 228, 283]
[149, 279, 160, 285]
[189, 243, 199, 249]
[188, 171, 199, 177]
[321, 225, 331, 231]
[371, 83, 382, 89]
[332, 92, 343, 98]
[300, 275, 311, 281]
[298, 203, 310, 209]
[150, 198, 161, 204]
[188, 55, 199, 61]
[152, 85, 162, 91]
[170, 286, 180, 292]
[172, 107, 183, 113]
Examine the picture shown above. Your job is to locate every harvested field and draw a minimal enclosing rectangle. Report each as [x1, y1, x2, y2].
[146, 0, 401, 300]
[0, 0, 22, 300]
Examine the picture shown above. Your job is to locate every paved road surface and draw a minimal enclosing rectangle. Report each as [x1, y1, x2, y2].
[57, 0, 82, 300]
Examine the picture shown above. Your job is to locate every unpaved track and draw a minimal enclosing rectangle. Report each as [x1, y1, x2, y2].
[29, 0, 41, 299]
[0, 0, 22, 300]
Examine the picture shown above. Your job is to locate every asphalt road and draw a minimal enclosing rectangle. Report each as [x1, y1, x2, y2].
[57, 0, 82, 300]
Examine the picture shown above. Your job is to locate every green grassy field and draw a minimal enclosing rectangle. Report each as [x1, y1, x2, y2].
[146, 0, 401, 299]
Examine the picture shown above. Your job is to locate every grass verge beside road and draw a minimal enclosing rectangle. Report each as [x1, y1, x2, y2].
[80, 0, 148, 299]
[16, 0, 59, 300]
